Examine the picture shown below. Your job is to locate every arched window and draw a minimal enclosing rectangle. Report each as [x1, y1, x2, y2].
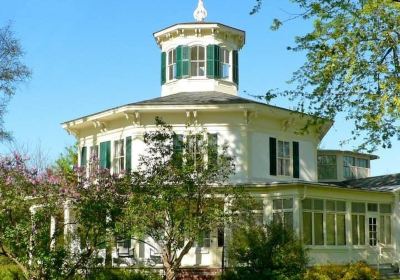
[190, 46, 205, 77]
[167, 49, 177, 81]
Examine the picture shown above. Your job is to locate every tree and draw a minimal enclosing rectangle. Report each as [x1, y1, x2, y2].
[253, 0, 400, 152]
[0, 24, 31, 141]
[0, 152, 64, 279]
[118, 118, 245, 280]
[222, 222, 308, 280]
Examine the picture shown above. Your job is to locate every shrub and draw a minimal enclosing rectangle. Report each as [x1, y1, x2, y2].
[221, 222, 308, 280]
[0, 257, 24, 280]
[85, 268, 162, 280]
[304, 262, 379, 280]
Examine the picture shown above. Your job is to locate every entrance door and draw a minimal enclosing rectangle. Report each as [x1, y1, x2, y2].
[368, 216, 378, 246]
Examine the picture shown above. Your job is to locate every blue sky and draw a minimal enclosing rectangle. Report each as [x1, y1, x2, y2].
[0, 0, 398, 175]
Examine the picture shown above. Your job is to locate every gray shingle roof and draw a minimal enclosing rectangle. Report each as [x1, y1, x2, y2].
[333, 173, 400, 192]
[130, 91, 264, 106]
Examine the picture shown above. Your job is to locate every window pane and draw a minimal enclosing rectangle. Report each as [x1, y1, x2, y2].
[303, 199, 312, 210]
[191, 47, 197, 60]
[273, 213, 281, 224]
[368, 203, 378, 212]
[357, 158, 368, 168]
[314, 199, 324, 211]
[191, 62, 197, 76]
[273, 199, 282, 210]
[284, 142, 290, 156]
[360, 215, 365, 245]
[352, 215, 359, 245]
[327, 214, 335, 245]
[284, 212, 293, 230]
[326, 200, 335, 211]
[337, 214, 346, 245]
[380, 216, 385, 244]
[278, 141, 283, 157]
[386, 216, 391, 244]
[352, 202, 366, 213]
[314, 213, 324, 245]
[337, 201, 346, 212]
[380, 204, 391, 214]
[198, 46, 205, 60]
[199, 62, 205, 76]
[283, 198, 293, 209]
[303, 212, 312, 245]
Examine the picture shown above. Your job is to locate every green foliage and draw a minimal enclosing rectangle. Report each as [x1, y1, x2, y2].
[0, 24, 31, 141]
[118, 117, 245, 280]
[255, 0, 400, 151]
[0, 257, 24, 280]
[222, 222, 308, 280]
[54, 144, 78, 185]
[304, 262, 379, 280]
[85, 268, 162, 280]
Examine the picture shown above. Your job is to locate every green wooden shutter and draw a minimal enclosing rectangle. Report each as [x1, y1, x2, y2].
[269, 137, 277, 176]
[161, 52, 166, 85]
[176, 46, 189, 79]
[233, 50, 239, 85]
[80, 146, 87, 167]
[125, 136, 132, 172]
[100, 141, 111, 169]
[176, 46, 182, 78]
[293, 141, 300, 178]
[206, 45, 221, 78]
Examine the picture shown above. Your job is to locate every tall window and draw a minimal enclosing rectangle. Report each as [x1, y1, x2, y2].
[207, 133, 218, 169]
[172, 134, 183, 168]
[193, 231, 211, 248]
[220, 48, 230, 79]
[190, 46, 205, 77]
[303, 199, 324, 245]
[187, 134, 203, 172]
[344, 156, 355, 178]
[318, 155, 337, 180]
[114, 140, 124, 174]
[273, 198, 293, 229]
[351, 202, 366, 245]
[89, 145, 98, 175]
[168, 49, 176, 81]
[326, 200, 346, 245]
[252, 199, 264, 226]
[379, 204, 392, 245]
[277, 140, 290, 176]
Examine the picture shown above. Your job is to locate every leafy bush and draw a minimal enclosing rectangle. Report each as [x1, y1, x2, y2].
[0, 257, 24, 280]
[304, 262, 379, 280]
[85, 268, 162, 280]
[221, 222, 308, 280]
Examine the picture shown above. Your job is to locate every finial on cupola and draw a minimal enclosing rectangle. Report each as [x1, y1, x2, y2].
[193, 0, 208, 22]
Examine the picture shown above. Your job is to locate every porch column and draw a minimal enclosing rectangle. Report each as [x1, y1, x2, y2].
[293, 194, 300, 237]
[345, 200, 352, 263]
[50, 216, 56, 250]
[263, 196, 273, 224]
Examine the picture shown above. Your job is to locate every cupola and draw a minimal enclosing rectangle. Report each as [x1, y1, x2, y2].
[154, 0, 245, 97]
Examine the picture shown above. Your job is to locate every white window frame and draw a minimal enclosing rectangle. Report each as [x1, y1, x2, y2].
[113, 139, 125, 174]
[277, 140, 291, 177]
[318, 155, 337, 180]
[167, 49, 177, 81]
[272, 197, 294, 229]
[190, 46, 205, 77]
[220, 48, 230, 79]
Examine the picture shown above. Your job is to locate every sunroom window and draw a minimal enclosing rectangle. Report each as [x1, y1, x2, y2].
[190, 46, 205, 77]
[273, 198, 293, 230]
